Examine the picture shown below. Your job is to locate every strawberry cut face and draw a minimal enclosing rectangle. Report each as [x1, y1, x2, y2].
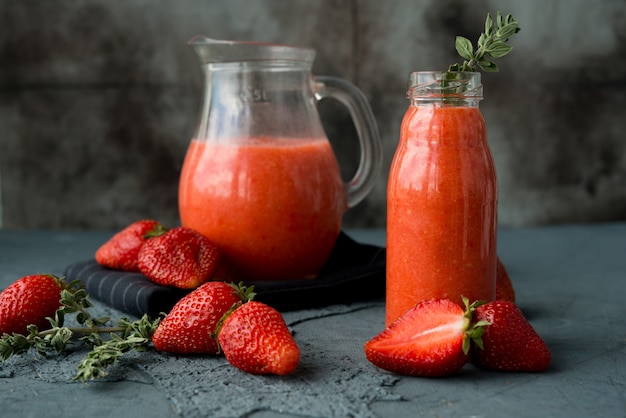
[365, 299, 472, 377]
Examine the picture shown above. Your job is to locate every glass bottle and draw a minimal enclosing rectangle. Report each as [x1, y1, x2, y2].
[386, 71, 497, 326]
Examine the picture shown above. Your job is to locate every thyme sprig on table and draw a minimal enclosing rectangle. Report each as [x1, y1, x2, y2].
[0, 278, 161, 381]
[448, 12, 521, 74]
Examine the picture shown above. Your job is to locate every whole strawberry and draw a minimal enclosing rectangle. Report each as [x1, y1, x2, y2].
[217, 301, 300, 375]
[96, 219, 165, 272]
[152, 281, 245, 354]
[138, 226, 221, 289]
[470, 300, 551, 372]
[0, 274, 64, 335]
[364, 298, 483, 377]
[496, 257, 516, 302]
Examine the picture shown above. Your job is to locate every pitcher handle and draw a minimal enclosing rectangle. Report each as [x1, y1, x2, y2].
[314, 76, 383, 208]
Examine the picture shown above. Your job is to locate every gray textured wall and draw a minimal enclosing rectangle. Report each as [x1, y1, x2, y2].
[1, 0, 625, 230]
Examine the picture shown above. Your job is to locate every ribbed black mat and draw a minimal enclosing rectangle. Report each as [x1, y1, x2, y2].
[64, 232, 386, 317]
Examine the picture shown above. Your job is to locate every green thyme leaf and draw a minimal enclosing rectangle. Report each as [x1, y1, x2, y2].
[484, 14, 493, 36]
[486, 41, 513, 58]
[455, 36, 474, 60]
[496, 25, 519, 41]
[478, 58, 498, 72]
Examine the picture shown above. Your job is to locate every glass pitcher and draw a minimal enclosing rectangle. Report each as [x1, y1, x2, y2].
[179, 36, 382, 281]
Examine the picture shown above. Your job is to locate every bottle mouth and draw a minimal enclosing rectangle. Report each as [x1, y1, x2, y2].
[188, 35, 316, 65]
[406, 71, 483, 100]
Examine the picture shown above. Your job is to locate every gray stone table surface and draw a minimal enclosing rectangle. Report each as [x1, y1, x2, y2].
[0, 224, 625, 418]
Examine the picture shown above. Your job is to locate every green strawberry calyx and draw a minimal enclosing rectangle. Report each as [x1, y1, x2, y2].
[142, 222, 169, 239]
[461, 296, 492, 355]
[227, 281, 257, 303]
[211, 282, 256, 343]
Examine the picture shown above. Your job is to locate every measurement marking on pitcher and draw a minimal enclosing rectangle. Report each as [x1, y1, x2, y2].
[240, 88, 270, 103]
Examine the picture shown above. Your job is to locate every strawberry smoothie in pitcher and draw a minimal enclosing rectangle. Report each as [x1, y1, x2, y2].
[179, 36, 381, 281]
[179, 137, 345, 281]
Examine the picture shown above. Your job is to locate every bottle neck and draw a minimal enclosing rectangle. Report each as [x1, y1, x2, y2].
[406, 71, 483, 108]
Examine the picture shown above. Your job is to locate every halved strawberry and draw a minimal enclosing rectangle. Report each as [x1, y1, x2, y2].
[470, 300, 551, 372]
[364, 298, 485, 377]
